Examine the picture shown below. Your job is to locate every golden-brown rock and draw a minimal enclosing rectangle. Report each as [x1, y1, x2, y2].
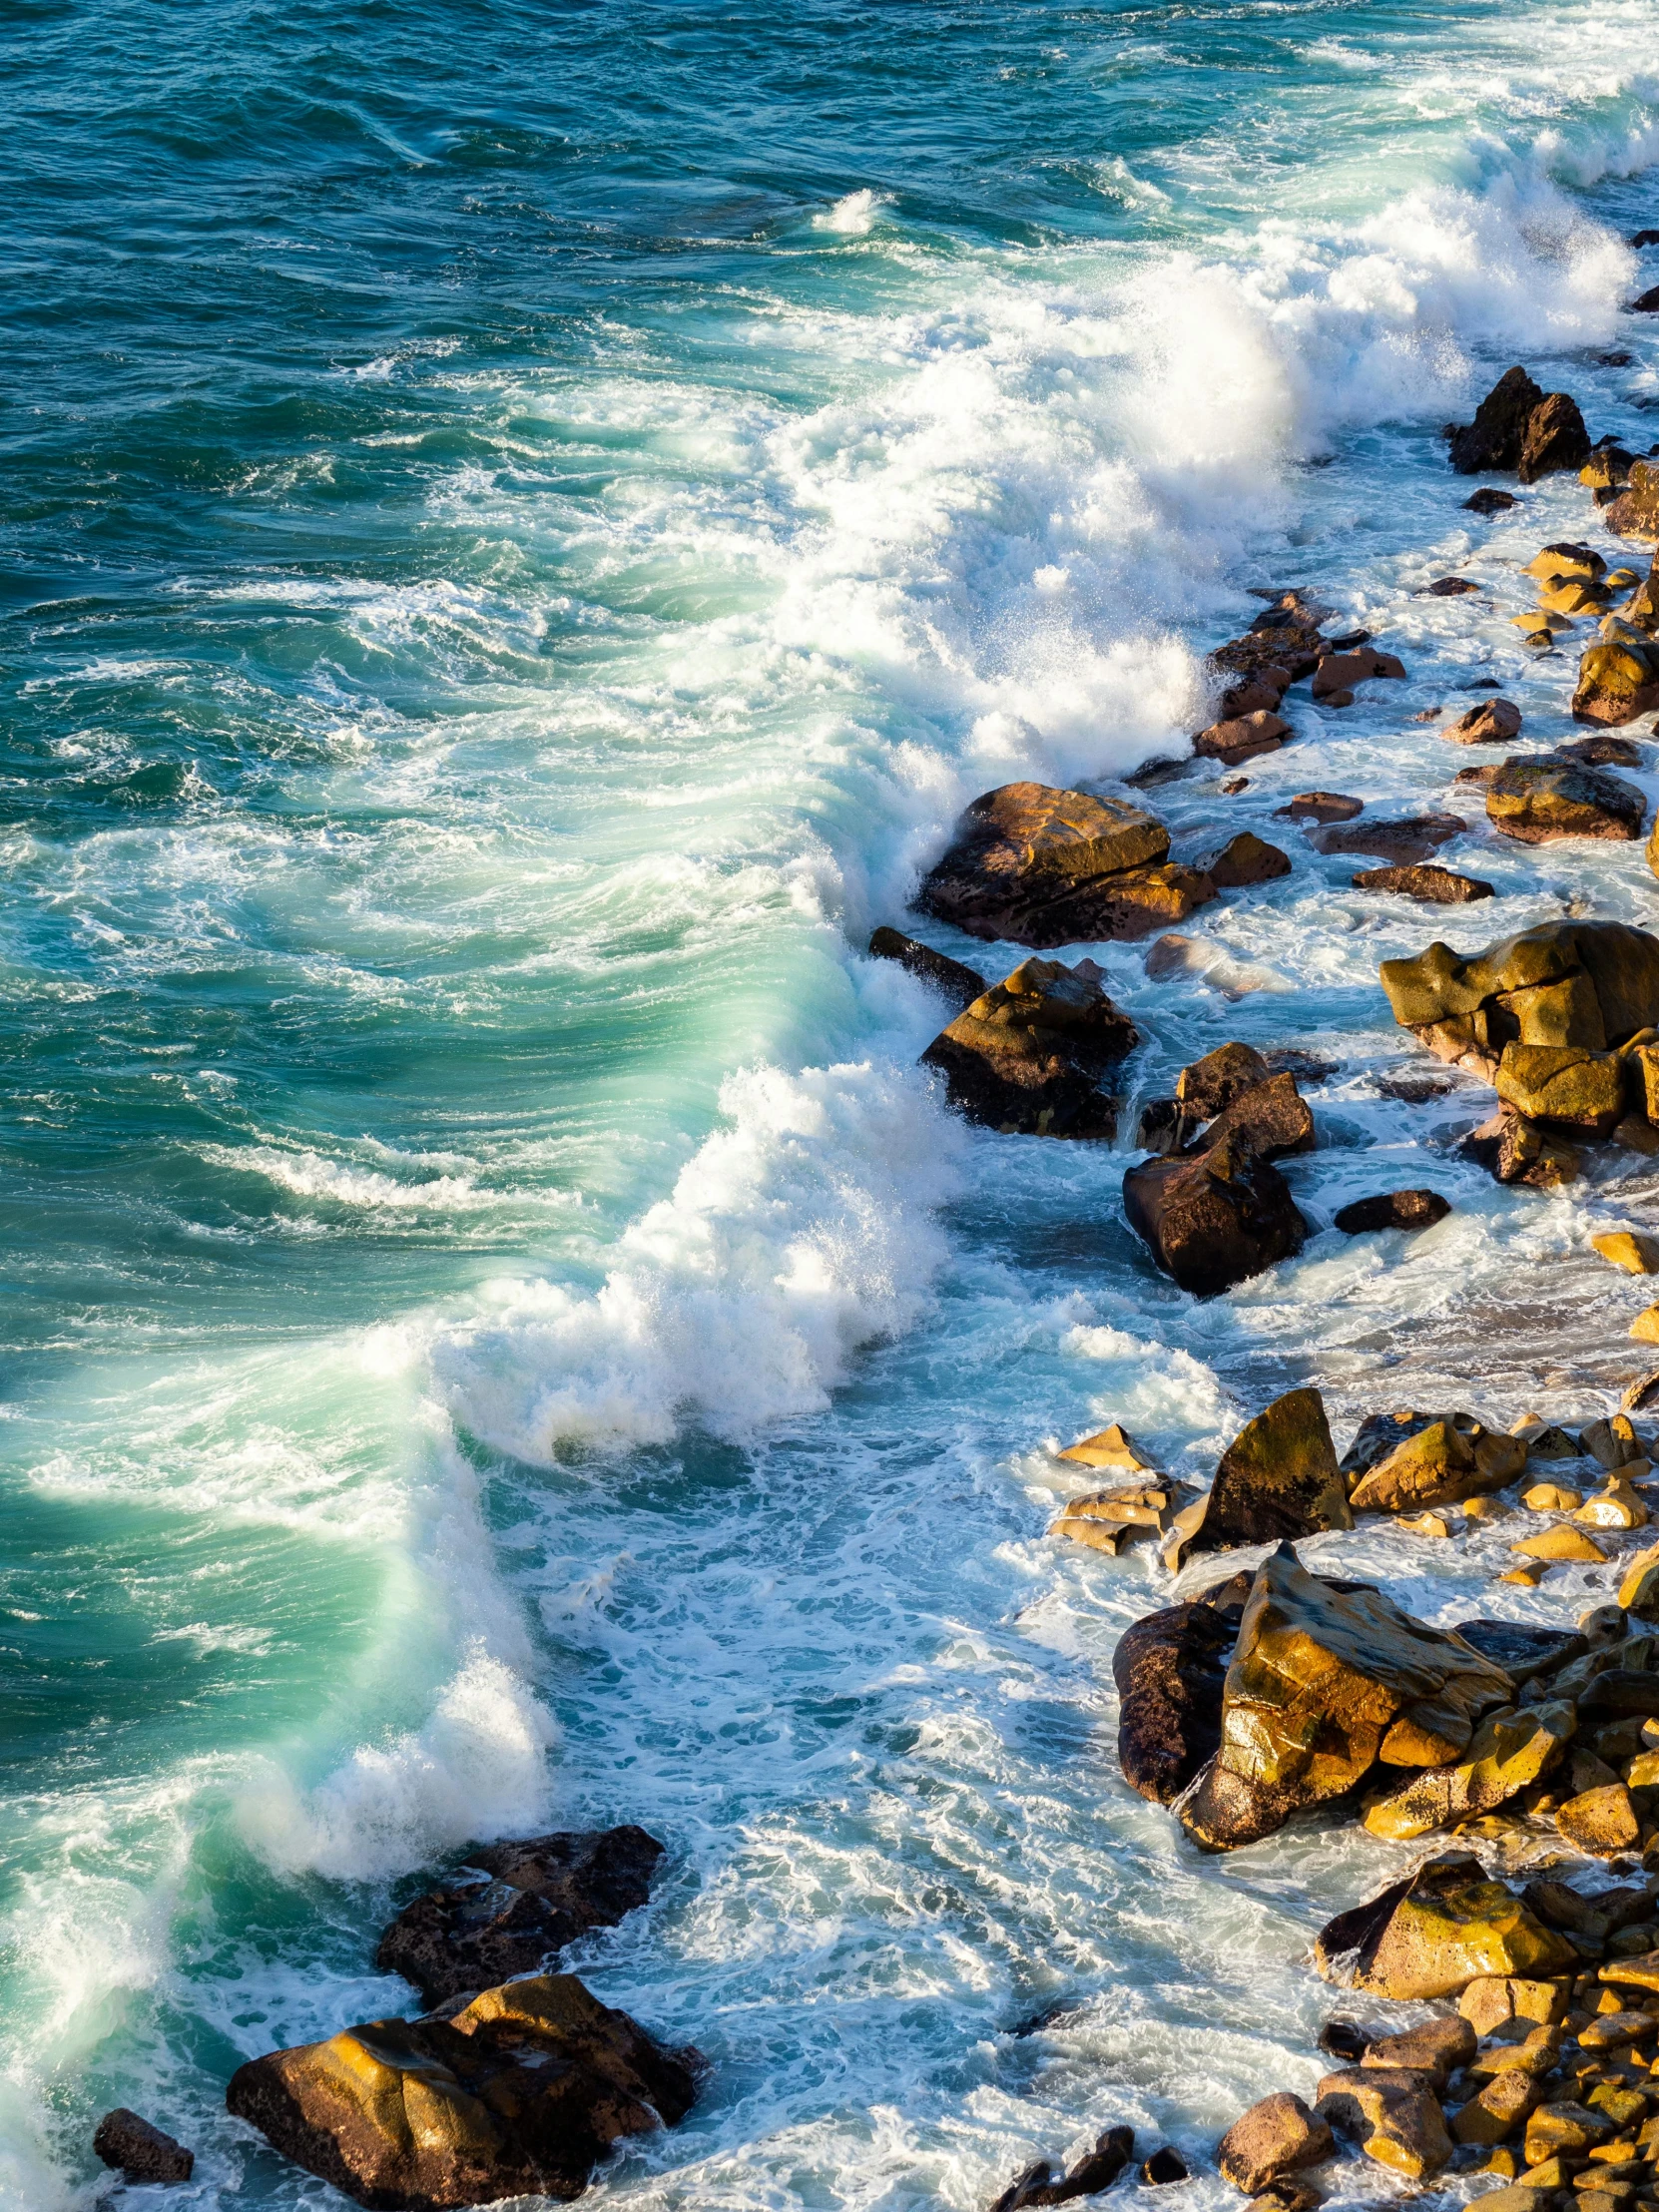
[1315, 1854, 1576, 2000]
[1496, 1046, 1627, 1136]
[1315, 2067, 1451, 2179]
[1381, 922, 1659, 1056]
[1487, 758, 1647, 843]
[919, 958, 1137, 1137]
[915, 783, 1177, 944]
[1557, 1783, 1642, 1856]
[1594, 1233, 1659, 1276]
[1458, 1977, 1570, 2033]
[1453, 2070, 1544, 2145]
[1362, 1703, 1576, 1841]
[1511, 1526, 1610, 1563]
[1049, 1477, 1199, 1556]
[1166, 1388, 1351, 1565]
[1524, 2103, 1616, 2167]
[1217, 2093, 1335, 2194]
[1349, 1416, 1525, 1513]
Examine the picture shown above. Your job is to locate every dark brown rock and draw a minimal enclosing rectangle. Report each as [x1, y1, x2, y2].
[1189, 830, 1292, 886]
[1519, 392, 1592, 484]
[918, 957, 1136, 1138]
[1141, 2148, 1189, 2185]
[1451, 1620, 1585, 1683]
[1193, 711, 1293, 765]
[1633, 286, 1659, 312]
[1313, 647, 1406, 700]
[1171, 1388, 1351, 1562]
[989, 2128, 1136, 2211]
[1195, 1071, 1315, 1162]
[1558, 734, 1647, 768]
[1277, 792, 1363, 823]
[1351, 865, 1493, 903]
[1448, 368, 1545, 473]
[94, 2110, 194, 2185]
[1113, 1598, 1238, 1805]
[1334, 1190, 1451, 1235]
[1220, 674, 1294, 718]
[225, 1974, 701, 2211]
[914, 783, 1189, 946]
[1460, 1107, 1582, 1190]
[866, 927, 985, 1011]
[1423, 577, 1480, 597]
[1176, 1040, 1271, 1120]
[1486, 757, 1645, 844]
[1122, 1131, 1308, 1298]
[1465, 488, 1517, 515]
[1308, 814, 1466, 864]
[377, 1826, 665, 2008]
[1444, 698, 1522, 744]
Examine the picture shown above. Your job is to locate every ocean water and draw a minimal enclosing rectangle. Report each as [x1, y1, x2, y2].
[8, 0, 1659, 2204]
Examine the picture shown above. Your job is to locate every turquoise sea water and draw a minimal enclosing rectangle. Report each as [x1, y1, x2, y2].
[8, 2, 1659, 2205]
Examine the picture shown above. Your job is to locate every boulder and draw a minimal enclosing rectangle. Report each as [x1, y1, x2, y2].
[919, 958, 1137, 1137]
[1560, 733, 1648, 767]
[1177, 1040, 1272, 1120]
[1607, 460, 1659, 542]
[1458, 1975, 1570, 2033]
[1571, 637, 1659, 726]
[1523, 2103, 1614, 2166]
[1508, 1524, 1607, 1563]
[1452, 1623, 1585, 1683]
[988, 2127, 1139, 2211]
[1351, 865, 1493, 902]
[225, 1973, 700, 2211]
[94, 2110, 194, 2185]
[1446, 699, 1523, 745]
[1218, 2094, 1334, 2194]
[1380, 920, 1659, 1070]
[1277, 792, 1363, 823]
[1194, 711, 1293, 766]
[377, 1827, 666, 2009]
[1333, 1190, 1450, 1234]
[1308, 815, 1465, 864]
[915, 784, 1216, 946]
[1495, 1045, 1626, 1136]
[866, 927, 986, 1011]
[1165, 1388, 1351, 1565]
[1362, 1702, 1575, 1840]
[1348, 1415, 1525, 1513]
[1525, 544, 1608, 585]
[1452, 2069, 1543, 2145]
[1365, 2017, 1475, 2086]
[1177, 1550, 1513, 1851]
[1113, 1595, 1241, 1805]
[1194, 1072, 1315, 1161]
[1190, 830, 1292, 887]
[1619, 1542, 1659, 1612]
[1584, 448, 1639, 491]
[1315, 2067, 1451, 2179]
[1486, 759, 1646, 844]
[1447, 368, 1545, 473]
[1313, 1854, 1575, 1999]
[1466, 488, 1518, 514]
[1141, 2147, 1189, 2186]
[1594, 1231, 1659, 1274]
[1519, 393, 1593, 482]
[1313, 647, 1406, 701]
[1461, 1109, 1583, 1190]
[1122, 1133, 1308, 1298]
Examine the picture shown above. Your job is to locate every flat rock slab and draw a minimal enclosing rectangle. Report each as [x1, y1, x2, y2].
[1277, 792, 1364, 822]
[1309, 814, 1466, 863]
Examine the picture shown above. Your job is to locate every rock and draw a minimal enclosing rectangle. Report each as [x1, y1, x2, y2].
[1446, 699, 1524, 744]
[1462, 1109, 1583, 1190]
[93, 2110, 195, 2185]
[1560, 734, 1648, 768]
[1451, 1622, 1586, 1684]
[1190, 830, 1293, 887]
[1363, 2017, 1476, 2086]
[1250, 2183, 1322, 2212]
[1524, 1482, 1582, 1510]
[1619, 1543, 1659, 1612]
[1166, 1389, 1351, 1565]
[1122, 1132, 1308, 1298]
[1113, 1596, 1240, 1805]
[1220, 676, 1294, 718]
[1583, 1413, 1643, 1468]
[1177, 1041, 1272, 1121]
[866, 927, 987, 1011]
[1458, 1976, 1571, 2032]
[1352, 865, 1494, 902]
[1605, 460, 1659, 540]
[1312, 647, 1406, 700]
[1624, 1372, 1659, 1412]
[1051, 1476, 1200, 1557]
[1334, 1190, 1451, 1234]
[1276, 792, 1364, 822]
[376, 1827, 666, 2008]
[1519, 393, 1593, 482]
[1449, 369, 1546, 474]
[1453, 2069, 1544, 2144]
[1487, 759, 1646, 844]
[1192, 1071, 1315, 1162]
[1525, 2104, 1617, 2168]
[1315, 1854, 1576, 1999]
[1571, 637, 1659, 726]
[1576, 1666, 1659, 1718]
[1592, 1232, 1659, 1275]
[1315, 2067, 1451, 2179]
[1308, 814, 1466, 864]
[1218, 2094, 1335, 2193]
[1466, 489, 1518, 514]
[1178, 1551, 1512, 1851]
[1381, 920, 1659, 1071]
[1495, 1046, 1627, 1136]
[1509, 1525, 1609, 1563]
[988, 2127, 1137, 2212]
[1141, 2147, 1189, 2186]
[1362, 1702, 1576, 1841]
[1585, 448, 1640, 491]
[915, 784, 1216, 947]
[1348, 1415, 1524, 1513]
[919, 958, 1137, 1137]
[1194, 711, 1294, 766]
[1424, 576, 1481, 597]
[224, 1973, 701, 2211]
[1058, 1423, 1153, 1472]
[1319, 2020, 1371, 2061]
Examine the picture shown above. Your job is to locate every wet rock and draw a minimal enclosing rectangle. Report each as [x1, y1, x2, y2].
[914, 783, 1218, 947]
[1462, 1108, 1583, 1190]
[1362, 1703, 1576, 1841]
[377, 1827, 666, 2008]
[1520, 393, 1593, 484]
[1165, 1389, 1350, 1566]
[1307, 814, 1466, 864]
[1606, 461, 1659, 542]
[1351, 865, 1493, 902]
[1050, 1476, 1200, 1557]
[1136, 1098, 1186, 1154]
[1560, 734, 1648, 768]
[1220, 674, 1294, 718]
[1495, 1045, 1627, 1136]
[1122, 1132, 1308, 1298]
[1594, 1231, 1659, 1275]
[1381, 920, 1659, 1073]
[1178, 1550, 1512, 1852]
[1347, 1414, 1524, 1513]
[225, 1973, 701, 2211]
[919, 957, 1137, 1138]
[1312, 647, 1406, 700]
[1572, 637, 1659, 727]
[1113, 1596, 1239, 1805]
[1058, 1422, 1155, 1473]
[1448, 368, 1546, 474]
[1218, 2093, 1334, 2194]
[1446, 699, 1523, 744]
[94, 2110, 195, 2185]
[1141, 2147, 1189, 2186]
[1452, 2069, 1543, 2144]
[1334, 1189, 1451, 1233]
[1466, 489, 1518, 514]
[1619, 1543, 1659, 1613]
[1315, 2066, 1452, 2179]
[989, 2128, 1137, 2211]
[1583, 1413, 1644, 1468]
[1584, 447, 1640, 491]
[1276, 792, 1364, 823]
[1487, 759, 1646, 844]
[1189, 830, 1292, 887]
[1194, 711, 1294, 766]
[1451, 1622, 1585, 1684]
[1424, 576, 1480, 596]
[1314, 1853, 1575, 1999]
[866, 927, 986, 1011]
[1190, 1071, 1314, 1162]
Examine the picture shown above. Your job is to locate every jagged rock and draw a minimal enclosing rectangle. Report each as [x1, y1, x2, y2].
[1050, 1476, 1199, 1556]
[1495, 1045, 1626, 1136]
[1447, 368, 1545, 473]
[1348, 1414, 1524, 1513]
[1194, 1072, 1315, 1161]
[914, 783, 1215, 947]
[225, 1973, 700, 2211]
[988, 2126, 1136, 2212]
[919, 957, 1136, 1137]
[866, 927, 986, 1010]
[94, 2110, 194, 2185]
[1307, 815, 1465, 864]
[1362, 1702, 1575, 1841]
[1333, 1190, 1451, 1234]
[1177, 1550, 1512, 1851]
[1315, 2066, 1451, 2179]
[1519, 394, 1592, 482]
[1584, 448, 1639, 491]
[1057, 1422, 1153, 1472]
[1277, 792, 1363, 823]
[1189, 830, 1293, 887]
[1351, 865, 1493, 902]
[1461, 1108, 1583, 1190]
[1218, 2094, 1334, 2193]
[1446, 699, 1523, 744]
[1487, 758, 1646, 843]
[1313, 1854, 1575, 1999]
[1165, 1390, 1351, 1567]
[1381, 920, 1659, 1073]
[1194, 711, 1294, 766]
[1572, 636, 1659, 726]
[1122, 1131, 1308, 1298]
[377, 1828, 666, 2008]
[1176, 1041, 1271, 1120]
[1113, 1596, 1241, 1805]
[1607, 461, 1659, 541]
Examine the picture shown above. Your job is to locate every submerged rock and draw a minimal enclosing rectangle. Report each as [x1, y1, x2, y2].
[226, 1973, 701, 2211]
[1050, 1475, 1199, 1557]
[94, 2109, 195, 2185]
[866, 927, 986, 1011]
[1333, 1190, 1450, 1234]
[919, 957, 1136, 1137]
[1313, 1853, 1574, 1999]
[377, 1827, 666, 2008]
[1465, 488, 1517, 514]
[989, 2126, 1137, 2211]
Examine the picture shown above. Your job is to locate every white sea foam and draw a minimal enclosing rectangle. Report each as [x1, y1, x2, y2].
[812, 188, 893, 235]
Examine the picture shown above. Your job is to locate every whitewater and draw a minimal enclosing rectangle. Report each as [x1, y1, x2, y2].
[8, 0, 1659, 2204]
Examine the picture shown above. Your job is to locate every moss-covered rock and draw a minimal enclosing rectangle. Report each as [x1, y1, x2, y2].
[1496, 1045, 1627, 1136]
[1486, 757, 1646, 842]
[1167, 1388, 1351, 1563]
